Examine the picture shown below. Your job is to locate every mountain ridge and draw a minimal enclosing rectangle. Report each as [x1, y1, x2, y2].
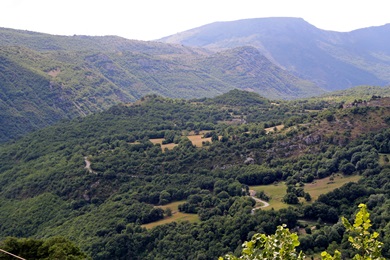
[159, 17, 390, 91]
[0, 27, 322, 142]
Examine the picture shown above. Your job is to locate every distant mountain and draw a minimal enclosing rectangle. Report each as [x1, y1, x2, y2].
[0, 27, 322, 142]
[196, 46, 320, 99]
[316, 85, 390, 103]
[159, 17, 390, 91]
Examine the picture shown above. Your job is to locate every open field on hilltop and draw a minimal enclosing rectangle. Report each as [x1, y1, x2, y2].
[250, 174, 361, 210]
[142, 201, 199, 229]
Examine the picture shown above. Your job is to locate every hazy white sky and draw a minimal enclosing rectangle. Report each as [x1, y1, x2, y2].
[1, 0, 389, 41]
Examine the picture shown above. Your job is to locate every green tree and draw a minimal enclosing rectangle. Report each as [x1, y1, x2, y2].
[304, 192, 312, 202]
[0, 236, 89, 260]
[283, 192, 299, 204]
[220, 204, 384, 260]
[219, 224, 304, 260]
[321, 204, 385, 260]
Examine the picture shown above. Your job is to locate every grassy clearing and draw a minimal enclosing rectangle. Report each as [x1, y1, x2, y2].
[379, 153, 390, 166]
[265, 124, 284, 134]
[149, 138, 178, 151]
[250, 174, 361, 210]
[304, 174, 361, 201]
[150, 133, 213, 151]
[250, 182, 288, 211]
[149, 138, 164, 145]
[142, 201, 199, 229]
[187, 135, 212, 147]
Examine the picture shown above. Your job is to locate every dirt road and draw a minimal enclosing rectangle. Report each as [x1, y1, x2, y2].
[249, 190, 270, 214]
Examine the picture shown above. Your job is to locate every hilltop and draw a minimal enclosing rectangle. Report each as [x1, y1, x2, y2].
[160, 17, 390, 91]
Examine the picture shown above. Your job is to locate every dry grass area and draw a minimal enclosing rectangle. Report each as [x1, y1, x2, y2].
[142, 201, 199, 229]
[150, 133, 213, 151]
[187, 135, 212, 147]
[149, 138, 164, 145]
[149, 138, 178, 151]
[265, 124, 284, 134]
[47, 68, 61, 77]
[250, 174, 361, 210]
[161, 143, 178, 150]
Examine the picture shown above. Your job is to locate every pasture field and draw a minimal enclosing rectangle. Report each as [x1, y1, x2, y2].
[142, 201, 199, 229]
[187, 135, 212, 147]
[250, 182, 288, 210]
[304, 174, 361, 200]
[150, 133, 212, 151]
[149, 138, 164, 144]
[250, 174, 361, 210]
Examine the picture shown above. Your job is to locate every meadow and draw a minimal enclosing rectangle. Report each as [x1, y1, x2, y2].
[250, 174, 361, 210]
[142, 201, 200, 229]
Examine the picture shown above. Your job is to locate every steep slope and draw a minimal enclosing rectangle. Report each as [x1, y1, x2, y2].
[159, 17, 390, 90]
[0, 27, 322, 142]
[197, 46, 321, 99]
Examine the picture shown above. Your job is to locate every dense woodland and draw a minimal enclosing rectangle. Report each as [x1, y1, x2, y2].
[0, 90, 390, 259]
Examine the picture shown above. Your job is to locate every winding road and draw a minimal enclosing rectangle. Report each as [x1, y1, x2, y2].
[249, 190, 270, 214]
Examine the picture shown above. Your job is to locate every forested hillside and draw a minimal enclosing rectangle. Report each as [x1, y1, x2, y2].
[0, 27, 320, 142]
[160, 17, 390, 91]
[0, 90, 389, 259]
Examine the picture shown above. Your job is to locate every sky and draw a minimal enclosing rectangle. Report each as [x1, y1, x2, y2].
[1, 0, 389, 41]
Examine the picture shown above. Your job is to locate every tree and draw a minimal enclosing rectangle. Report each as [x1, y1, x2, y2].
[340, 162, 355, 175]
[0, 236, 89, 260]
[165, 207, 172, 217]
[283, 192, 299, 204]
[219, 224, 304, 260]
[220, 204, 384, 260]
[159, 190, 171, 205]
[322, 204, 385, 260]
[304, 192, 312, 202]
